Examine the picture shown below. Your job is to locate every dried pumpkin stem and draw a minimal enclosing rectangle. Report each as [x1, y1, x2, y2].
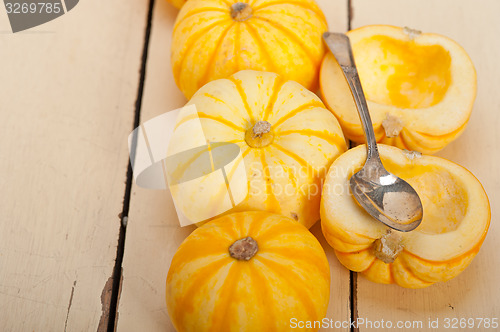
[373, 230, 403, 263]
[403, 26, 422, 40]
[382, 114, 404, 138]
[231, 2, 253, 22]
[229, 237, 259, 260]
[252, 120, 271, 137]
[245, 120, 274, 148]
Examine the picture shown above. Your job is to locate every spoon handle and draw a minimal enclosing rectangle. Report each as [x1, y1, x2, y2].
[323, 32, 380, 162]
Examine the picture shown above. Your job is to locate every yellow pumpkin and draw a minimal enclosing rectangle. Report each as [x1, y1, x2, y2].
[320, 25, 477, 154]
[172, 0, 328, 99]
[167, 70, 347, 228]
[166, 0, 186, 9]
[166, 211, 330, 332]
[320, 144, 490, 288]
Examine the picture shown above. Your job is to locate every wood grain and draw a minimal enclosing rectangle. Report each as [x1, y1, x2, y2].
[351, 0, 500, 330]
[0, 1, 149, 330]
[116, 0, 351, 331]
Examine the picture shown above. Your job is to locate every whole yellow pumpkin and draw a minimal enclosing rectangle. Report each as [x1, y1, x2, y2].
[320, 25, 477, 154]
[321, 144, 490, 288]
[172, 0, 328, 99]
[166, 211, 330, 332]
[167, 70, 347, 228]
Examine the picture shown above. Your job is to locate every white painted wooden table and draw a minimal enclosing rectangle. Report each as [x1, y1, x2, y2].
[0, 0, 498, 331]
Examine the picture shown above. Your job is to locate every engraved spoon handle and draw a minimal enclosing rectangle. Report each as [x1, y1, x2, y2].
[323, 32, 380, 163]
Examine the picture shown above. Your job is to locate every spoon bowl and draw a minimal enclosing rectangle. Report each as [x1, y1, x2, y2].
[349, 158, 423, 231]
[323, 32, 423, 232]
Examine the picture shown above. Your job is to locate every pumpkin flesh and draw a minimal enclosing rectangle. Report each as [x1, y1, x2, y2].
[353, 35, 452, 109]
[383, 161, 467, 235]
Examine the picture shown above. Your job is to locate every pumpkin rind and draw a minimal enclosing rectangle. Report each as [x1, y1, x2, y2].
[166, 211, 330, 332]
[168, 70, 347, 228]
[166, 0, 186, 9]
[320, 144, 490, 288]
[172, 0, 328, 99]
[319, 25, 477, 154]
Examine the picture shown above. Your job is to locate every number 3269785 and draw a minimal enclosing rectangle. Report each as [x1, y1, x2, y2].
[5, 2, 62, 14]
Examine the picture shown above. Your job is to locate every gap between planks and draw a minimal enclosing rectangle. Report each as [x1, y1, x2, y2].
[101, 0, 157, 331]
[348, 137, 358, 332]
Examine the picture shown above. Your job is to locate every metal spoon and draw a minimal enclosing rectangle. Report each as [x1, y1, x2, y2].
[323, 32, 423, 232]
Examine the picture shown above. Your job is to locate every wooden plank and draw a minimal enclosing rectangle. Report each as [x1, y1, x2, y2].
[350, 0, 500, 330]
[318, 0, 349, 35]
[116, 0, 351, 331]
[0, 1, 149, 331]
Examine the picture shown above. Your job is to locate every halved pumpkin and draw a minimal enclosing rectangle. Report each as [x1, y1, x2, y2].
[320, 144, 490, 288]
[320, 25, 477, 154]
[166, 211, 330, 332]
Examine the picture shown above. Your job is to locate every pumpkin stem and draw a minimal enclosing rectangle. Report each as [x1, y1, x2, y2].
[252, 120, 271, 137]
[231, 2, 253, 22]
[229, 237, 259, 261]
[403, 26, 422, 40]
[403, 149, 422, 160]
[382, 114, 403, 138]
[373, 230, 403, 263]
[245, 120, 274, 148]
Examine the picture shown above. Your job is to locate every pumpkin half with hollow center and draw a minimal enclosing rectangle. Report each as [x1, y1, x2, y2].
[320, 144, 490, 288]
[320, 25, 476, 154]
[166, 211, 330, 332]
[167, 70, 347, 228]
[172, 0, 328, 99]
